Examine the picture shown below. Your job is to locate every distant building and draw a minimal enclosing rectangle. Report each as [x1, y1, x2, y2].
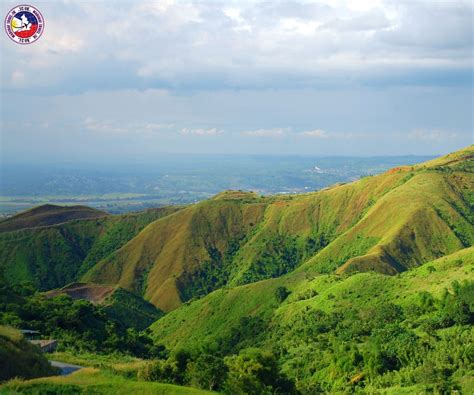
[30, 339, 58, 353]
[20, 329, 40, 340]
[20, 329, 57, 352]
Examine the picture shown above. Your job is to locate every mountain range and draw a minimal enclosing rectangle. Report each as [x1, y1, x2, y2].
[0, 145, 472, 393]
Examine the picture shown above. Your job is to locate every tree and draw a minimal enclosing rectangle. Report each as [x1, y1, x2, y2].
[275, 286, 291, 303]
[187, 353, 228, 391]
[224, 348, 297, 395]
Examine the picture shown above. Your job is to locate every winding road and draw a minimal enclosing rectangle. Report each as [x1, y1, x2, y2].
[50, 360, 83, 376]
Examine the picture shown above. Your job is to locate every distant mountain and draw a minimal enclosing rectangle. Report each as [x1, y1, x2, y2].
[0, 204, 107, 233]
[0, 206, 181, 290]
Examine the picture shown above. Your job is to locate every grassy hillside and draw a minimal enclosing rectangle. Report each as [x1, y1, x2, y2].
[86, 146, 473, 312]
[150, 246, 473, 349]
[83, 171, 413, 311]
[149, 247, 473, 392]
[1, 146, 473, 393]
[84, 192, 269, 311]
[0, 206, 181, 290]
[0, 325, 58, 382]
[0, 204, 107, 233]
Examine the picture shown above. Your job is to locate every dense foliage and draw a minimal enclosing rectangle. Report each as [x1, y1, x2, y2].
[274, 280, 473, 393]
[138, 348, 296, 394]
[0, 277, 162, 359]
[142, 280, 474, 393]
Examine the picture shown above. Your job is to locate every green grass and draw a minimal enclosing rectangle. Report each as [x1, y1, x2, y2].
[0, 368, 213, 394]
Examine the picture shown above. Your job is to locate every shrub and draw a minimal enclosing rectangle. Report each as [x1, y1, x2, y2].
[274, 286, 291, 303]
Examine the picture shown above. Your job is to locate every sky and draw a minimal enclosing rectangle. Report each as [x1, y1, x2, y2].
[0, 0, 473, 162]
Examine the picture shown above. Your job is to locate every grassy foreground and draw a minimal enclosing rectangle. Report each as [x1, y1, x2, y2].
[0, 368, 213, 395]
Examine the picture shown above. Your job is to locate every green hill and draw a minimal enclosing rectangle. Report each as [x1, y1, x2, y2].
[0, 325, 58, 382]
[0, 204, 107, 233]
[1, 147, 471, 313]
[84, 146, 473, 312]
[148, 247, 473, 392]
[0, 206, 181, 290]
[0, 146, 473, 393]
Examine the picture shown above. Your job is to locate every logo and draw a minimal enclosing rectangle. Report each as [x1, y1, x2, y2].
[4, 5, 44, 44]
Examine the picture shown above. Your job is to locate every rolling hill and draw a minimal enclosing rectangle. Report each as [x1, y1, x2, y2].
[0, 204, 107, 233]
[0, 147, 472, 313]
[0, 206, 181, 290]
[82, 146, 473, 312]
[0, 146, 472, 393]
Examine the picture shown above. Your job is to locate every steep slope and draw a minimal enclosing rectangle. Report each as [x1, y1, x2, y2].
[84, 175, 403, 312]
[302, 169, 473, 275]
[86, 146, 473, 311]
[84, 192, 269, 311]
[0, 207, 181, 290]
[0, 204, 107, 233]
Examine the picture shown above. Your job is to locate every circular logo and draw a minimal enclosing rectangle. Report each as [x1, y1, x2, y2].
[4, 5, 44, 44]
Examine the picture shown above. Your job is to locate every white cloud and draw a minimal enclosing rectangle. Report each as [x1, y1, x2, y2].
[241, 128, 287, 137]
[1, 1, 471, 93]
[180, 128, 223, 136]
[84, 118, 128, 134]
[144, 123, 175, 130]
[301, 129, 329, 138]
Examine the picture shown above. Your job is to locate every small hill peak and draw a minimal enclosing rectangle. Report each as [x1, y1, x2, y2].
[211, 190, 260, 201]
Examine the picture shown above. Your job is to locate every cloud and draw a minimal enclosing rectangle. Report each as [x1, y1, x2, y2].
[1, 1, 472, 94]
[84, 118, 128, 134]
[300, 129, 329, 138]
[180, 128, 223, 136]
[143, 123, 175, 130]
[241, 128, 287, 137]
[84, 118, 174, 135]
[409, 129, 458, 141]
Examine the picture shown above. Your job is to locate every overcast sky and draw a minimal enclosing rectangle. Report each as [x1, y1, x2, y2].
[1, 0, 472, 162]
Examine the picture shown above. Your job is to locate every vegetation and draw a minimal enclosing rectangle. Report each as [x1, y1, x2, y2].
[0, 206, 181, 290]
[0, 146, 473, 393]
[0, 325, 58, 382]
[85, 146, 473, 312]
[0, 277, 162, 358]
[0, 368, 212, 394]
[0, 204, 106, 233]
